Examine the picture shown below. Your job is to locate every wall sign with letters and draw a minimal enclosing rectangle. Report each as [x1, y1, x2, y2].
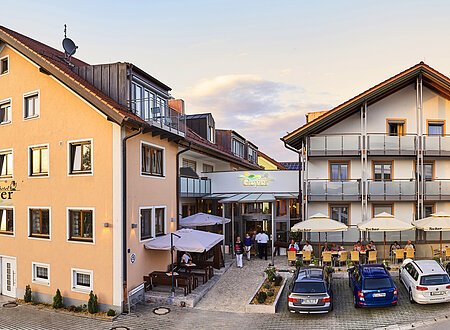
[0, 181, 18, 200]
[239, 172, 272, 187]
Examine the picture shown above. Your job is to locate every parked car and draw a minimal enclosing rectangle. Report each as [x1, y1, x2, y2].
[348, 264, 398, 308]
[399, 259, 450, 304]
[287, 266, 333, 314]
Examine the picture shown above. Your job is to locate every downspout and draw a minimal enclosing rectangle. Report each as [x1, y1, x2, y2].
[176, 142, 191, 229]
[122, 126, 142, 307]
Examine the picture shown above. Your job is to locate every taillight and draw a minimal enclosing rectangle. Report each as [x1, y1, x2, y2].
[288, 297, 298, 303]
[416, 286, 428, 291]
[394, 289, 398, 295]
[358, 290, 364, 298]
[321, 297, 331, 303]
[446, 285, 450, 289]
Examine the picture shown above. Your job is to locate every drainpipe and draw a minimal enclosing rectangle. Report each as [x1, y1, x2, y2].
[176, 142, 191, 229]
[122, 126, 142, 308]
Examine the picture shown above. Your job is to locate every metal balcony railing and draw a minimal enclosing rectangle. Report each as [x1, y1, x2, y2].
[367, 134, 416, 156]
[179, 177, 211, 198]
[307, 135, 360, 156]
[368, 180, 416, 201]
[424, 180, 450, 200]
[423, 135, 450, 156]
[307, 180, 361, 201]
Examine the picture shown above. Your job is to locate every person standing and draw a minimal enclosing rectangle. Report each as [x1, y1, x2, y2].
[244, 233, 252, 261]
[259, 231, 269, 260]
[234, 236, 244, 268]
[255, 231, 262, 259]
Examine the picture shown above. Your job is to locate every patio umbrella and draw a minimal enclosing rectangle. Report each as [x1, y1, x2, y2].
[291, 213, 348, 254]
[179, 212, 231, 227]
[358, 212, 415, 260]
[414, 212, 450, 257]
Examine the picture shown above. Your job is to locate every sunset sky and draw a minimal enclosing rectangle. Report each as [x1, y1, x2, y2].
[4, 0, 450, 160]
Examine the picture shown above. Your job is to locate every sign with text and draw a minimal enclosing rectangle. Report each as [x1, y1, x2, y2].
[239, 172, 272, 187]
[0, 181, 17, 200]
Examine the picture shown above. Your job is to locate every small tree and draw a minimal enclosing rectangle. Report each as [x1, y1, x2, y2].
[52, 289, 63, 309]
[24, 285, 32, 303]
[87, 291, 99, 314]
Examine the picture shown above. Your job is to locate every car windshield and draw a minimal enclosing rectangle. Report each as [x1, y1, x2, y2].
[363, 278, 392, 290]
[293, 281, 326, 293]
[420, 274, 450, 286]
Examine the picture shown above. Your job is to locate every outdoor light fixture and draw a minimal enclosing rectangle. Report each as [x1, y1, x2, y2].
[131, 223, 138, 229]
[103, 222, 110, 228]
[170, 217, 175, 223]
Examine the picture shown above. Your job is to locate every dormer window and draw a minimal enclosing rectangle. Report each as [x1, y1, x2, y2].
[0, 56, 8, 75]
[248, 147, 257, 163]
[232, 138, 245, 158]
[208, 125, 215, 143]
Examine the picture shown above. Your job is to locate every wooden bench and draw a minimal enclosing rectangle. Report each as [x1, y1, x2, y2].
[145, 271, 196, 296]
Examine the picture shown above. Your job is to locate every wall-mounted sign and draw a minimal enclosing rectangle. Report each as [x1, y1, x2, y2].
[130, 253, 136, 264]
[0, 181, 17, 200]
[239, 172, 272, 187]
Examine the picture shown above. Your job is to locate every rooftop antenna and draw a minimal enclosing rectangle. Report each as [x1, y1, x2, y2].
[62, 24, 78, 63]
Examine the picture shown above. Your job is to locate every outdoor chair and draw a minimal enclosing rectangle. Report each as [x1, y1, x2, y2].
[395, 249, 404, 263]
[445, 248, 450, 261]
[322, 252, 332, 266]
[287, 250, 297, 266]
[302, 250, 312, 264]
[406, 248, 415, 259]
[350, 251, 360, 264]
[368, 250, 377, 264]
[338, 251, 348, 267]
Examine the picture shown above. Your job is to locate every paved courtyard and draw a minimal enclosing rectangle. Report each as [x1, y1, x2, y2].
[1, 257, 450, 329]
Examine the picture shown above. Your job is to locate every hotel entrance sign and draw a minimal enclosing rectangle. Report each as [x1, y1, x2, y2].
[0, 181, 17, 200]
[239, 172, 272, 187]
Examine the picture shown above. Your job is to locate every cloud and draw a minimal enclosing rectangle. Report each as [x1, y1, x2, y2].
[181, 74, 330, 161]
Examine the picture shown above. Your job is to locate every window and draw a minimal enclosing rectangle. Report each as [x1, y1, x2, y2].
[428, 121, 445, 136]
[29, 208, 50, 239]
[415, 204, 434, 220]
[139, 207, 166, 241]
[143, 89, 155, 119]
[0, 150, 13, 178]
[140, 208, 153, 241]
[155, 207, 165, 236]
[0, 56, 8, 75]
[208, 125, 215, 143]
[32, 263, 50, 286]
[330, 162, 348, 181]
[141, 143, 164, 176]
[0, 208, 13, 235]
[24, 92, 39, 118]
[248, 147, 258, 163]
[155, 96, 167, 118]
[0, 101, 11, 124]
[203, 164, 214, 173]
[69, 141, 92, 174]
[330, 204, 349, 225]
[68, 209, 94, 242]
[71, 269, 93, 293]
[387, 120, 405, 136]
[373, 162, 391, 181]
[232, 138, 245, 158]
[373, 204, 393, 216]
[182, 159, 197, 172]
[131, 83, 143, 116]
[30, 145, 49, 176]
[276, 200, 287, 216]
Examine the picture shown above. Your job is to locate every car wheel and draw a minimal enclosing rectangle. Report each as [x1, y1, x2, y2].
[409, 289, 415, 304]
[354, 295, 360, 308]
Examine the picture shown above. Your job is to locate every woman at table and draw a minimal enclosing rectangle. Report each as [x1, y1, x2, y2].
[353, 241, 363, 252]
[288, 239, 299, 252]
[404, 240, 415, 250]
[244, 233, 253, 261]
[234, 236, 244, 268]
[322, 243, 331, 252]
[390, 241, 401, 256]
[181, 252, 192, 264]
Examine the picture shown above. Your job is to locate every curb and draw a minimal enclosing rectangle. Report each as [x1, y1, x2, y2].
[375, 314, 450, 330]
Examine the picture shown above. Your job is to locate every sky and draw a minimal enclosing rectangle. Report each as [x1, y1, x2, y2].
[4, 0, 450, 161]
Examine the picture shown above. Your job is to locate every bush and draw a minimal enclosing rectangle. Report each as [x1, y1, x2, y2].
[264, 283, 271, 290]
[75, 305, 84, 312]
[87, 291, 99, 314]
[107, 309, 116, 317]
[256, 291, 267, 304]
[24, 285, 32, 303]
[274, 275, 283, 286]
[295, 259, 303, 268]
[264, 267, 277, 282]
[267, 290, 274, 297]
[67, 305, 77, 312]
[52, 289, 63, 309]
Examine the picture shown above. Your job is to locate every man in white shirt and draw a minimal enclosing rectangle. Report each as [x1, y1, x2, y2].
[257, 231, 269, 260]
[302, 241, 313, 253]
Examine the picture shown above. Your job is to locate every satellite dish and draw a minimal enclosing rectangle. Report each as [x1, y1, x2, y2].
[62, 37, 77, 57]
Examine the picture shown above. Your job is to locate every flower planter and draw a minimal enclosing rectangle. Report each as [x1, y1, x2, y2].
[245, 277, 287, 314]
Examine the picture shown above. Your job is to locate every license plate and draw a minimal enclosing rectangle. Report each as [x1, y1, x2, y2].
[373, 293, 386, 297]
[301, 299, 318, 304]
[431, 291, 445, 296]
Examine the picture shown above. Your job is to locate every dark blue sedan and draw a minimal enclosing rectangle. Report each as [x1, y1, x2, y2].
[348, 264, 398, 308]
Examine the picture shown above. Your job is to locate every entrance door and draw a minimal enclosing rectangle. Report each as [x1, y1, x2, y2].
[1, 257, 16, 298]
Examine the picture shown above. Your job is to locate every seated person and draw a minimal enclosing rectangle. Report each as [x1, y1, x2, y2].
[322, 243, 331, 252]
[181, 252, 192, 264]
[302, 241, 314, 253]
[353, 240, 363, 252]
[404, 240, 415, 250]
[366, 240, 376, 251]
[288, 239, 299, 252]
[390, 241, 401, 255]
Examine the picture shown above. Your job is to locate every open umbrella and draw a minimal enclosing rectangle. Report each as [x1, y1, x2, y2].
[179, 212, 231, 227]
[414, 212, 450, 257]
[358, 212, 415, 260]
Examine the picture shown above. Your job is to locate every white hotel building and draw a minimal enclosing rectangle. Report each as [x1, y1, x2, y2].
[282, 62, 450, 254]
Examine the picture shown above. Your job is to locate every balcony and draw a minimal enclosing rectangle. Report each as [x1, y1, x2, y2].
[367, 134, 416, 156]
[424, 180, 450, 200]
[179, 177, 211, 198]
[307, 180, 361, 201]
[308, 135, 360, 157]
[368, 180, 416, 201]
[423, 135, 450, 156]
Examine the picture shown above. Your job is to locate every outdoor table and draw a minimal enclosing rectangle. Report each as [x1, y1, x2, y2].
[176, 263, 211, 284]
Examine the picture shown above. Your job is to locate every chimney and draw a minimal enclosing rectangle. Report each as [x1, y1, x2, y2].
[168, 99, 185, 114]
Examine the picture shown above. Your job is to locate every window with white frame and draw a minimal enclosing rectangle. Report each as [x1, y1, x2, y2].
[32, 263, 50, 285]
[69, 141, 92, 174]
[248, 147, 257, 163]
[68, 209, 94, 242]
[0, 208, 13, 235]
[232, 138, 245, 158]
[139, 207, 166, 241]
[0, 56, 8, 75]
[0, 101, 11, 124]
[141, 143, 164, 176]
[140, 208, 153, 241]
[182, 158, 197, 172]
[29, 208, 50, 239]
[24, 92, 39, 119]
[155, 207, 165, 236]
[71, 269, 93, 292]
[0, 150, 13, 178]
[203, 163, 214, 173]
[30, 145, 49, 176]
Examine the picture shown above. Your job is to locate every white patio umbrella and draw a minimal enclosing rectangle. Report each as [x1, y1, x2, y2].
[414, 212, 450, 257]
[358, 212, 415, 259]
[179, 212, 231, 227]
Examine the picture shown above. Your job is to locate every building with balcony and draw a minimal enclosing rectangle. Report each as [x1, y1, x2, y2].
[282, 62, 450, 246]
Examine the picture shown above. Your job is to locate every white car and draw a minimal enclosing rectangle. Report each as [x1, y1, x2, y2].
[399, 259, 450, 304]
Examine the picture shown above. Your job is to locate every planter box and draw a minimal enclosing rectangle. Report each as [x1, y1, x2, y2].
[245, 277, 287, 314]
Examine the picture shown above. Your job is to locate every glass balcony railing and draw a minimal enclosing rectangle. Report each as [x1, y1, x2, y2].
[367, 134, 416, 156]
[424, 180, 450, 200]
[179, 177, 211, 197]
[368, 180, 416, 201]
[308, 135, 360, 156]
[307, 180, 360, 201]
[423, 135, 450, 156]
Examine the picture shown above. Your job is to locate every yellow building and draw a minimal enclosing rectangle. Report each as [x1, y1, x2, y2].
[0, 26, 183, 311]
[257, 150, 286, 170]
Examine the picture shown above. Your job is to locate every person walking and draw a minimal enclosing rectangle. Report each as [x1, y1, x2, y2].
[234, 236, 244, 268]
[258, 231, 269, 260]
[244, 233, 252, 261]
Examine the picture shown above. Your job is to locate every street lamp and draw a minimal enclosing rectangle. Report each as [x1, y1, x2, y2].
[170, 232, 181, 299]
